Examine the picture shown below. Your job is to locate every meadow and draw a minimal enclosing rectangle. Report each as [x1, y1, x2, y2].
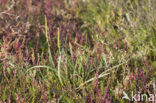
[0, 0, 156, 102]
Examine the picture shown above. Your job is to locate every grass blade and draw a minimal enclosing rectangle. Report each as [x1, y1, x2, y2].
[58, 53, 63, 86]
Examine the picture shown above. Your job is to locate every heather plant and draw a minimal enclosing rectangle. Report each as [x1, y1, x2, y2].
[0, 0, 156, 102]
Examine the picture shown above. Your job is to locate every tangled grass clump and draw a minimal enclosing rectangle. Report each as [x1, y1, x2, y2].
[0, 0, 156, 102]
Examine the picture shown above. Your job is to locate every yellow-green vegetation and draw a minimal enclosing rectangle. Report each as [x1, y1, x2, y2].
[0, 0, 156, 102]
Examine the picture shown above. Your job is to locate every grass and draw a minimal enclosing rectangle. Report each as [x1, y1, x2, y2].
[0, 0, 156, 102]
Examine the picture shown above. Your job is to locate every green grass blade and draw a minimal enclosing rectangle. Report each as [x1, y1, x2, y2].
[26, 66, 57, 73]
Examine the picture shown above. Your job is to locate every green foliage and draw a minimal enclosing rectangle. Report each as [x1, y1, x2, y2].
[0, 0, 156, 102]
